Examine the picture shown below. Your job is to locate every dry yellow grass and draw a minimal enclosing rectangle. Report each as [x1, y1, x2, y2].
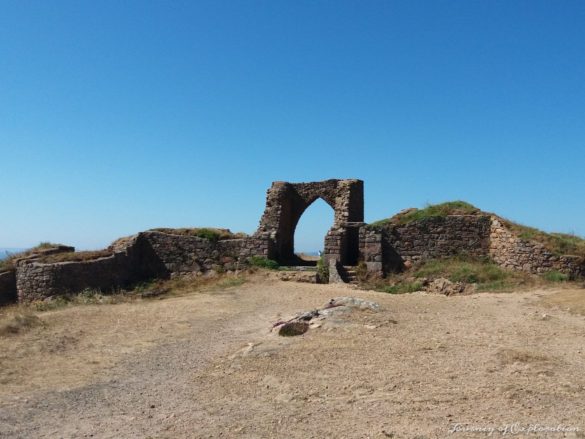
[2, 279, 585, 438]
[540, 288, 585, 316]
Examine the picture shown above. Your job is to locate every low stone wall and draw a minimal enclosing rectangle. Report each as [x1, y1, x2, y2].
[489, 218, 584, 277]
[13, 231, 273, 302]
[139, 231, 271, 275]
[10, 212, 585, 303]
[362, 215, 584, 278]
[14, 236, 163, 302]
[16, 253, 132, 302]
[358, 227, 406, 277]
[0, 270, 17, 304]
[379, 215, 492, 265]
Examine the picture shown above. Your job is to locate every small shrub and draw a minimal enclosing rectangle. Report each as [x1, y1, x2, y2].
[542, 270, 569, 283]
[356, 261, 368, 282]
[195, 228, 221, 242]
[316, 256, 329, 283]
[247, 256, 279, 270]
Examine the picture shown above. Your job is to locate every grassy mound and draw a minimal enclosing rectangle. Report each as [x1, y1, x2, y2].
[370, 201, 481, 227]
[370, 201, 585, 258]
[500, 220, 585, 258]
[150, 227, 247, 241]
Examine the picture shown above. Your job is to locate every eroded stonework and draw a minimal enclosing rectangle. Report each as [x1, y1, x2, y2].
[4, 178, 585, 304]
[255, 179, 364, 265]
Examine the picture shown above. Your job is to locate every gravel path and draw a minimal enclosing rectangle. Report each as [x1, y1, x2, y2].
[1, 278, 584, 438]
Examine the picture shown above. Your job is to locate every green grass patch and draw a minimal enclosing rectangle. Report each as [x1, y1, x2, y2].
[541, 270, 570, 283]
[501, 220, 585, 258]
[362, 256, 535, 294]
[316, 256, 329, 283]
[247, 256, 279, 270]
[370, 201, 481, 228]
[413, 257, 508, 284]
[382, 281, 425, 294]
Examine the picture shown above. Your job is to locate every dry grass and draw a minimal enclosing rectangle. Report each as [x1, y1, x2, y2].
[0, 310, 44, 336]
[0, 242, 67, 270]
[539, 288, 585, 316]
[501, 219, 585, 258]
[497, 348, 551, 365]
[3, 279, 585, 437]
[149, 227, 247, 240]
[0, 272, 251, 394]
[38, 249, 113, 264]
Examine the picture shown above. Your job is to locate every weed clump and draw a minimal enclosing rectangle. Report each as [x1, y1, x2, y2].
[247, 256, 279, 270]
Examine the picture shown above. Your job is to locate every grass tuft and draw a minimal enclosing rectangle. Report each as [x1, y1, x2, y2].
[541, 270, 570, 283]
[316, 256, 329, 283]
[247, 256, 279, 270]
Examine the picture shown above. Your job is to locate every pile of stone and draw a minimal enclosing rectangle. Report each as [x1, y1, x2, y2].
[273, 296, 380, 336]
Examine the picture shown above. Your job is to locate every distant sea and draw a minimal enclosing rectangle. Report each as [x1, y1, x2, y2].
[0, 248, 25, 260]
[297, 251, 321, 256]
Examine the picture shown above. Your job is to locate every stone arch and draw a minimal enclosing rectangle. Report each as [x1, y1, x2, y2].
[255, 179, 364, 265]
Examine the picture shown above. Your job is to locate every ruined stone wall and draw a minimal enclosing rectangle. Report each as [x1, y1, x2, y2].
[14, 232, 272, 302]
[14, 236, 162, 302]
[0, 270, 17, 304]
[16, 254, 133, 302]
[361, 215, 584, 278]
[140, 231, 270, 276]
[358, 227, 404, 276]
[380, 215, 492, 265]
[255, 179, 363, 264]
[489, 217, 584, 277]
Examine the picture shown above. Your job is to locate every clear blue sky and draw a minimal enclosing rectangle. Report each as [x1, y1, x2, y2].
[1, 1, 584, 252]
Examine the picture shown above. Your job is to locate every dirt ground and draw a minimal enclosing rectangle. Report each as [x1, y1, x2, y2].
[1, 274, 585, 439]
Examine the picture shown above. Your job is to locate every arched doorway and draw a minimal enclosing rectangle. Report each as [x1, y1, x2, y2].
[254, 179, 364, 266]
[292, 197, 334, 266]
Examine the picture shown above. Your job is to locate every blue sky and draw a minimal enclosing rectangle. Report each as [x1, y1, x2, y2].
[1, 1, 584, 252]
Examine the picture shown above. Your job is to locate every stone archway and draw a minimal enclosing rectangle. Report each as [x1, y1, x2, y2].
[255, 179, 364, 265]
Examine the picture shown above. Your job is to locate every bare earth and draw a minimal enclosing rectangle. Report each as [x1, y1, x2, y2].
[1, 275, 585, 439]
